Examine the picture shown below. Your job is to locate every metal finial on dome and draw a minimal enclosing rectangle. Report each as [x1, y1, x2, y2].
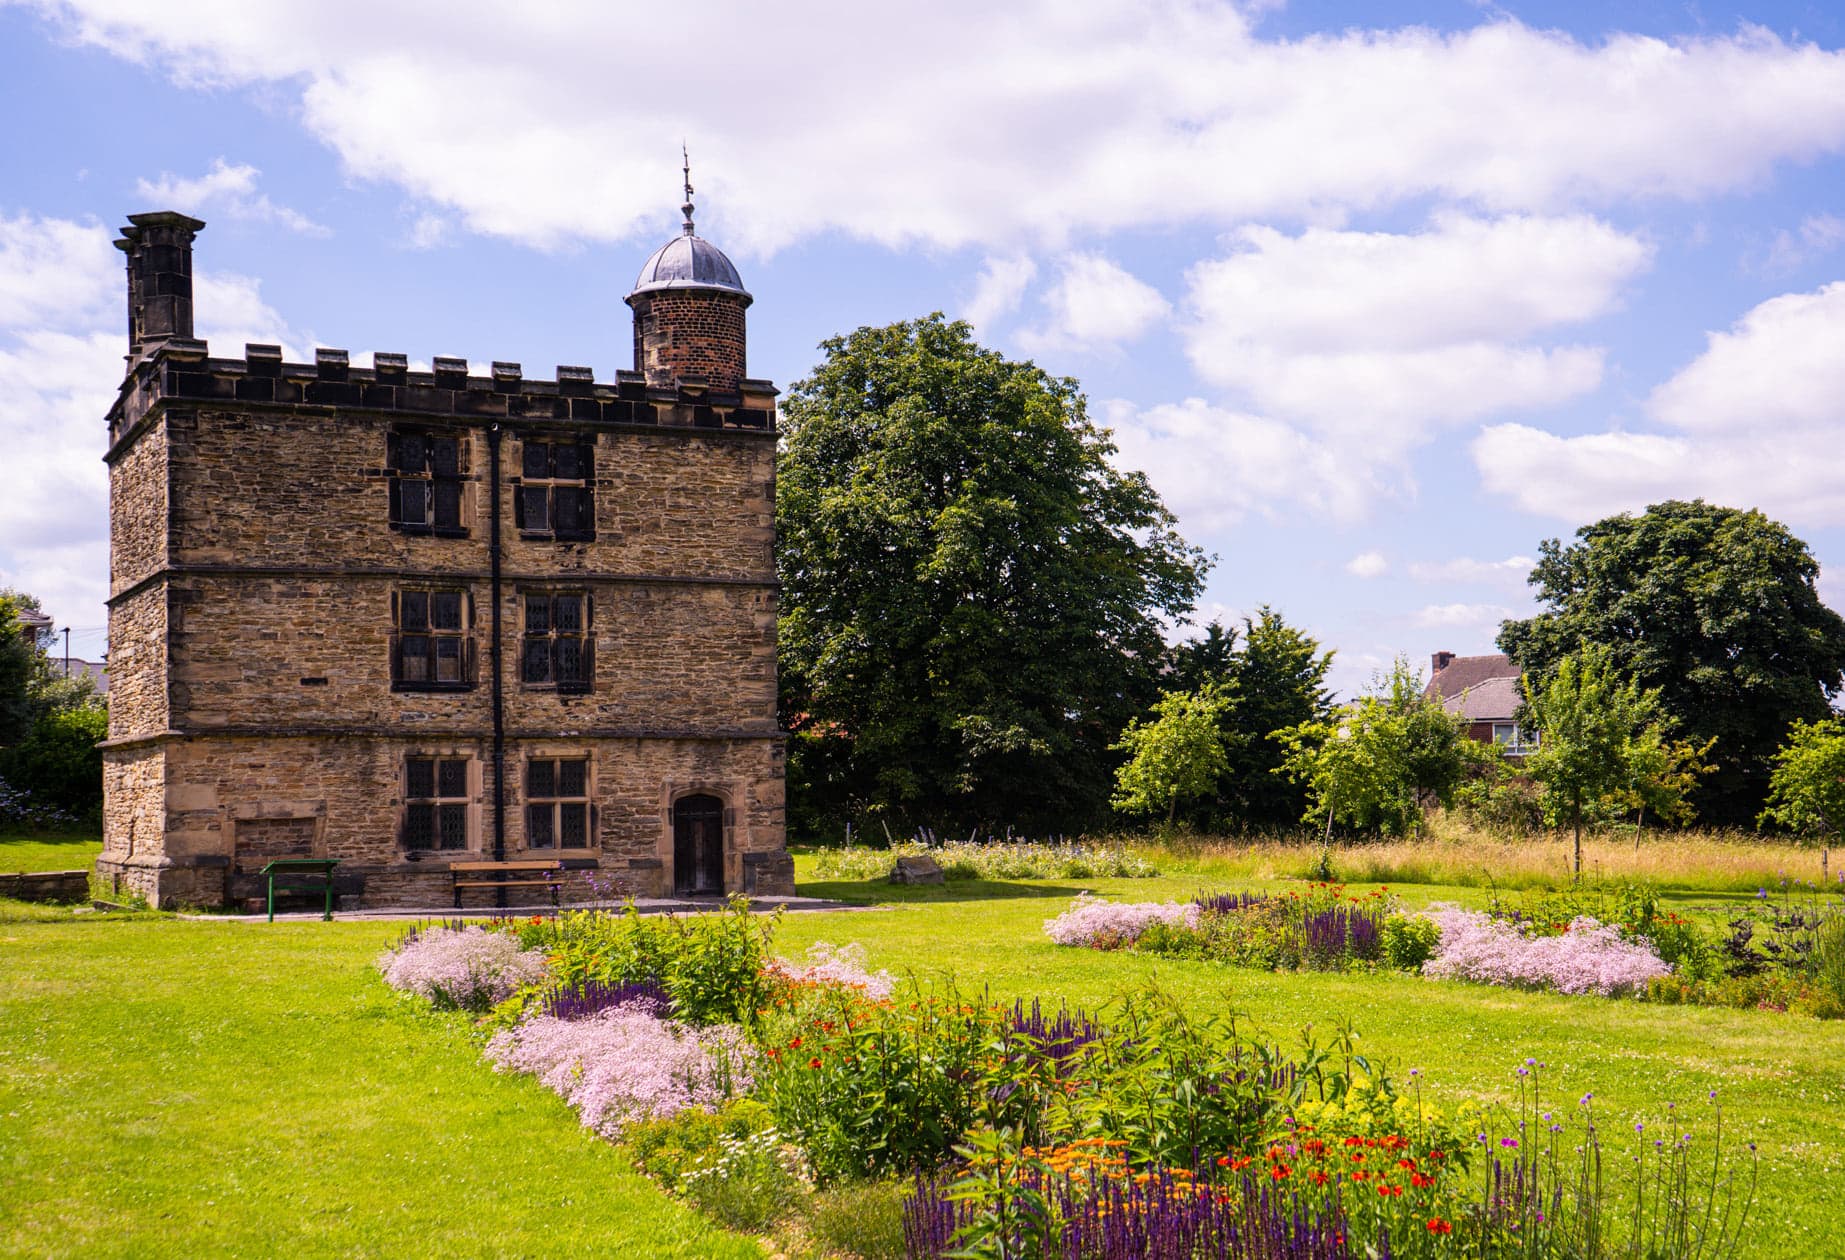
[681, 143, 695, 236]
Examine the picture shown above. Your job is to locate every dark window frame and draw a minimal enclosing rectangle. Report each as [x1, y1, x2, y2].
[403, 755, 473, 852]
[388, 430, 470, 537]
[524, 756, 593, 851]
[519, 590, 594, 693]
[391, 587, 477, 692]
[513, 437, 595, 541]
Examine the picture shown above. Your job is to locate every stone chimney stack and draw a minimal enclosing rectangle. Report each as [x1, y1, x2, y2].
[114, 211, 206, 364]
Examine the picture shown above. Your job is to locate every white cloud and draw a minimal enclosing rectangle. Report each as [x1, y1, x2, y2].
[1646, 283, 1845, 432]
[1180, 213, 1647, 452]
[26, 6, 1845, 251]
[404, 212, 452, 250]
[1414, 601, 1513, 628]
[134, 158, 329, 236]
[0, 213, 118, 330]
[962, 254, 1036, 333]
[1018, 253, 1169, 354]
[1477, 282, 1845, 525]
[1103, 397, 1386, 529]
[1757, 213, 1845, 275]
[1346, 551, 1389, 578]
[1407, 555, 1534, 587]
[0, 215, 309, 629]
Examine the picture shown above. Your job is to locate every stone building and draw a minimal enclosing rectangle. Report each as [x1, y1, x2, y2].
[96, 191, 791, 908]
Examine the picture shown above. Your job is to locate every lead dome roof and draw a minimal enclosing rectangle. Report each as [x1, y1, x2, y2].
[627, 231, 751, 306]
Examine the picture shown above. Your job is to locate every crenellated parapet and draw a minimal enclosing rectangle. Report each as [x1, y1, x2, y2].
[106, 341, 778, 457]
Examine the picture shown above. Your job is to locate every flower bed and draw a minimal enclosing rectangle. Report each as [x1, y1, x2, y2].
[376, 899, 1760, 1258]
[1046, 884, 1396, 971]
[1419, 906, 1669, 997]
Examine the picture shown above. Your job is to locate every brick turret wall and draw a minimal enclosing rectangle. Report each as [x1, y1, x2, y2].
[630, 290, 748, 391]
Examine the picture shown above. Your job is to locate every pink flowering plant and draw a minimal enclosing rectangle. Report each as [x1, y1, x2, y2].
[1420, 905, 1670, 996]
[485, 1005, 754, 1138]
[1042, 892, 1199, 948]
[377, 924, 550, 1012]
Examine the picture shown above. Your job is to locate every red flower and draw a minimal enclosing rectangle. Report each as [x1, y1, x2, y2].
[789, 1036, 803, 1049]
[1216, 1156, 1232, 1167]
[1310, 1171, 1330, 1186]
[807, 1056, 822, 1069]
[1427, 1218, 1454, 1235]
[1269, 1163, 1292, 1181]
[1398, 1158, 1417, 1170]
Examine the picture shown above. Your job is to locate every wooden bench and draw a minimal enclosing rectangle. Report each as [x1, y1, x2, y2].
[449, 860, 565, 908]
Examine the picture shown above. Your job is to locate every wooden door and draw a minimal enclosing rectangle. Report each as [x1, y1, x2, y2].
[672, 795, 725, 895]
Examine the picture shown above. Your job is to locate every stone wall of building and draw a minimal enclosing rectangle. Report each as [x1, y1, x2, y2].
[104, 585, 169, 740]
[162, 404, 773, 581]
[158, 573, 775, 733]
[100, 730, 782, 908]
[100, 216, 787, 910]
[109, 413, 169, 593]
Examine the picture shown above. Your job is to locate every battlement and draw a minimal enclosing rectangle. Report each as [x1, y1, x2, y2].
[106, 340, 779, 454]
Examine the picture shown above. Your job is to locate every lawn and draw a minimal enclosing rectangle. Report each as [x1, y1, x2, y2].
[3, 848, 1841, 1258]
[0, 911, 760, 1259]
[0, 832, 100, 875]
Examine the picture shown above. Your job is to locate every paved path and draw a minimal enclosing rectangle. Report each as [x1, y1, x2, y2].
[176, 895, 877, 923]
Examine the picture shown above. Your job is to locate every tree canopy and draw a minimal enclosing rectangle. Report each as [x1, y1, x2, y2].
[1759, 717, 1845, 843]
[1519, 647, 1671, 874]
[776, 315, 1208, 832]
[1274, 656, 1481, 837]
[1164, 609, 1334, 830]
[1110, 684, 1231, 826]
[1498, 500, 1845, 823]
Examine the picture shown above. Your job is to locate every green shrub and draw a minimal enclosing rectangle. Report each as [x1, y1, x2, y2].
[1817, 918, 1845, 1005]
[627, 1098, 808, 1232]
[1133, 919, 1211, 960]
[510, 899, 777, 1027]
[805, 1179, 909, 1260]
[1381, 914, 1440, 970]
[0, 703, 107, 821]
[811, 838, 1159, 882]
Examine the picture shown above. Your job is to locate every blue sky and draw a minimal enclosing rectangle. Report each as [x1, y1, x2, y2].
[2, 1, 1842, 695]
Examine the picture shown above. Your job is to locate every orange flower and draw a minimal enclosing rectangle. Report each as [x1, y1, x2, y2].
[1427, 1218, 1454, 1235]
[807, 1056, 822, 1069]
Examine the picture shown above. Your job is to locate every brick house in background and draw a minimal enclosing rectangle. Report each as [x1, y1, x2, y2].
[1426, 651, 1540, 758]
[97, 185, 792, 909]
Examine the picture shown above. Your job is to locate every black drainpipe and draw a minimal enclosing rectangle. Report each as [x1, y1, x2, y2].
[487, 423, 507, 908]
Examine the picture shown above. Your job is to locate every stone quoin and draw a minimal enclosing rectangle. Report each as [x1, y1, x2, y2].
[96, 187, 793, 909]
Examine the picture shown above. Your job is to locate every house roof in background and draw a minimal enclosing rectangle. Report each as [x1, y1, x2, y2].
[1427, 652, 1520, 700]
[1440, 674, 1520, 723]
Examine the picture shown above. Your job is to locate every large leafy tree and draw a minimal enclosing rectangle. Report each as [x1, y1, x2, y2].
[0, 594, 37, 746]
[777, 315, 1208, 832]
[1165, 609, 1334, 830]
[1499, 500, 1845, 823]
[0, 589, 106, 820]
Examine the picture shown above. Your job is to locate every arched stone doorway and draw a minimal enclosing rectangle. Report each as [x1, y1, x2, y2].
[672, 794, 725, 895]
